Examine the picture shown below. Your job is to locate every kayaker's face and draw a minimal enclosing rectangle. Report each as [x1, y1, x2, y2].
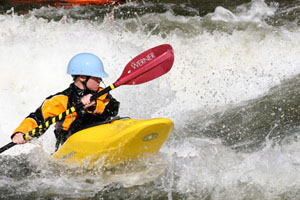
[86, 77, 102, 92]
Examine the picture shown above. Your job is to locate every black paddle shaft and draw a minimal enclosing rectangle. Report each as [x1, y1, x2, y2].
[0, 142, 16, 154]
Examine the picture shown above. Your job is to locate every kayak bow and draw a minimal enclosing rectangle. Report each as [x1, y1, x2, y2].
[52, 118, 174, 167]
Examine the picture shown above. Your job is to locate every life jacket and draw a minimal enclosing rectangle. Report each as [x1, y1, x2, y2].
[12, 83, 120, 151]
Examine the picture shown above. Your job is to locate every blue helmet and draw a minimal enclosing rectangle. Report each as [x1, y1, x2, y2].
[67, 53, 108, 78]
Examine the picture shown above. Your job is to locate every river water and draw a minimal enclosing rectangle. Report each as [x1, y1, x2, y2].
[0, 0, 300, 199]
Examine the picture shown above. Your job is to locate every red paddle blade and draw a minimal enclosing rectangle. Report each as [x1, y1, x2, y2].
[114, 44, 174, 87]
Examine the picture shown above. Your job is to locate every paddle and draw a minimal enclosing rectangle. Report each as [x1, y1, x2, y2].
[0, 44, 174, 154]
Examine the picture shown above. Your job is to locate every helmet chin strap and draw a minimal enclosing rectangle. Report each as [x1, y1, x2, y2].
[74, 75, 95, 94]
[83, 76, 97, 95]
[83, 76, 91, 90]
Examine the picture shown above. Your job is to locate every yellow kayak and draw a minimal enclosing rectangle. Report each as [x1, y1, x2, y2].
[52, 118, 174, 167]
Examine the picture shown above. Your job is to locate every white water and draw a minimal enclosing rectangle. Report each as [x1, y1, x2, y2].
[1, 0, 300, 198]
[161, 135, 300, 199]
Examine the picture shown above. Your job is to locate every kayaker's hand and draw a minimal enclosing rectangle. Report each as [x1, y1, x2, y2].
[81, 94, 96, 109]
[12, 132, 26, 144]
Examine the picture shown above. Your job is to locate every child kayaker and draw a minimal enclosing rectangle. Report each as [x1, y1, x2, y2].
[11, 53, 120, 150]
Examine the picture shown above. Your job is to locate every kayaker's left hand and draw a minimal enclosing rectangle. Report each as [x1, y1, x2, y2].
[81, 94, 96, 109]
[12, 132, 26, 144]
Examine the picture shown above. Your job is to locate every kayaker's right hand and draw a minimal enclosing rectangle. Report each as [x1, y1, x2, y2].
[81, 94, 96, 109]
[12, 132, 26, 144]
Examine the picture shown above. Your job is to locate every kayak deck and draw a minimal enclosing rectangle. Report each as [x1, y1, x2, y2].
[52, 118, 174, 167]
